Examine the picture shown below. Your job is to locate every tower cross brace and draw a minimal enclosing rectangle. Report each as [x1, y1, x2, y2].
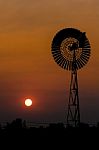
[67, 50, 80, 127]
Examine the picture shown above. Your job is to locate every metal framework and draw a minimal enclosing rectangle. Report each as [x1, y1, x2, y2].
[67, 50, 80, 127]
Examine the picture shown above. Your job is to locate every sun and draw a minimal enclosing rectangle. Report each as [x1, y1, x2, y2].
[25, 99, 32, 107]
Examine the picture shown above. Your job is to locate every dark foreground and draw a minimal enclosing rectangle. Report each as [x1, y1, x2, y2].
[0, 125, 99, 146]
[0, 120, 99, 148]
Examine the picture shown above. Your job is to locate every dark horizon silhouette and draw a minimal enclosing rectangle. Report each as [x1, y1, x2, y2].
[1, 117, 99, 131]
[0, 117, 98, 149]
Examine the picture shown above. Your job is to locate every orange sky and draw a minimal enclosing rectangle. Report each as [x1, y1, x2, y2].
[0, 0, 99, 124]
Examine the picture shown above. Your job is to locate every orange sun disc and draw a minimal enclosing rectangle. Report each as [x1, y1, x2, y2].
[25, 99, 32, 107]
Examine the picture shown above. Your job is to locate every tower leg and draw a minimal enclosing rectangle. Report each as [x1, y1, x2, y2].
[67, 70, 80, 127]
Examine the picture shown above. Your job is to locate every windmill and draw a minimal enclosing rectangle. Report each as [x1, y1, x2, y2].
[51, 28, 91, 127]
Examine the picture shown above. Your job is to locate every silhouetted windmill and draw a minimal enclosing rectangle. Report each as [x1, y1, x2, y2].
[51, 28, 91, 127]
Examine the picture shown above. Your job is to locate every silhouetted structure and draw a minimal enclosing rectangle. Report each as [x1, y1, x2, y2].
[51, 28, 91, 127]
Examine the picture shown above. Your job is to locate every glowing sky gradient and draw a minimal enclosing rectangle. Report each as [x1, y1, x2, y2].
[0, 0, 99, 124]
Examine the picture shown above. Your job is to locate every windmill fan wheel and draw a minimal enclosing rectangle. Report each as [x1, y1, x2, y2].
[51, 28, 91, 70]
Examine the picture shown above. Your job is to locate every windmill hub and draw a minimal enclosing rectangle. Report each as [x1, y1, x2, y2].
[68, 42, 78, 51]
[60, 37, 82, 62]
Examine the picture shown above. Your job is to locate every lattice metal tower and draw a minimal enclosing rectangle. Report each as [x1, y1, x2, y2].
[51, 28, 91, 127]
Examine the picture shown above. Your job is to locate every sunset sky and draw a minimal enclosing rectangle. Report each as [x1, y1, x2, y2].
[0, 0, 99, 125]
